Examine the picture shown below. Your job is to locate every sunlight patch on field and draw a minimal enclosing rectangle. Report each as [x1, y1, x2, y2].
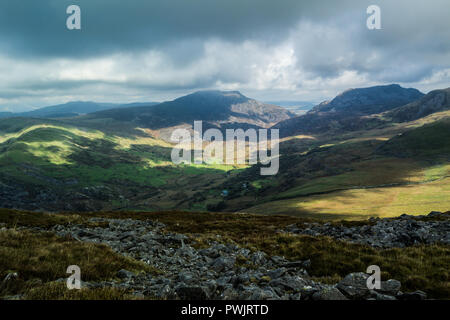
[274, 158, 426, 200]
[190, 163, 241, 171]
[280, 134, 317, 143]
[23, 141, 73, 165]
[403, 110, 450, 128]
[111, 134, 173, 150]
[245, 178, 450, 219]
[423, 164, 450, 180]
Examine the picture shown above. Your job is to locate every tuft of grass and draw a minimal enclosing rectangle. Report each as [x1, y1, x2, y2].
[0, 208, 84, 228]
[24, 282, 137, 300]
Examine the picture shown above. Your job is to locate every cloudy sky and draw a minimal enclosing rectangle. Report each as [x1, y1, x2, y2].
[0, 0, 449, 112]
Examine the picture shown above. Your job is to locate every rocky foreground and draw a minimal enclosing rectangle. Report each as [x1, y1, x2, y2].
[3, 212, 445, 300]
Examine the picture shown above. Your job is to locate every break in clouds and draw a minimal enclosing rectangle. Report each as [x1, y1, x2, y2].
[0, 0, 449, 111]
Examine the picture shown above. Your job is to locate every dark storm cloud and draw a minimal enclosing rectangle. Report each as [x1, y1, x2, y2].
[0, 0, 355, 58]
[0, 0, 449, 111]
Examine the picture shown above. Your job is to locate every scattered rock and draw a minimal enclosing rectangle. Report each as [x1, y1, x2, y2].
[312, 287, 348, 300]
[211, 257, 235, 272]
[117, 269, 135, 279]
[370, 290, 397, 300]
[0, 272, 21, 294]
[175, 285, 209, 300]
[379, 279, 401, 295]
[398, 290, 427, 300]
[427, 211, 442, 217]
[337, 273, 371, 299]
[3, 272, 19, 283]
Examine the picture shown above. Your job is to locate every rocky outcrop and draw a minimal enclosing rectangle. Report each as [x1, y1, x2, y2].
[283, 212, 450, 248]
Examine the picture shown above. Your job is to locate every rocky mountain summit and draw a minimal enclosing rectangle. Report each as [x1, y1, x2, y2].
[3, 214, 440, 300]
[310, 84, 424, 115]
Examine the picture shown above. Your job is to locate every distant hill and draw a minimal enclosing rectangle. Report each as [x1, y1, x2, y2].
[1, 101, 159, 119]
[273, 84, 424, 137]
[0, 112, 13, 119]
[310, 84, 424, 115]
[86, 90, 295, 130]
[385, 88, 450, 122]
[21, 101, 119, 118]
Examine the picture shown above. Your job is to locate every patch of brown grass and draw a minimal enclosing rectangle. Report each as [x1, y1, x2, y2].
[0, 208, 84, 228]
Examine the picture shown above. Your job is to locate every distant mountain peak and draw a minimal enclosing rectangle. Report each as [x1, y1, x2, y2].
[178, 90, 248, 102]
[87, 90, 294, 130]
[309, 84, 424, 115]
[1, 101, 159, 119]
[272, 84, 426, 138]
[192, 89, 244, 96]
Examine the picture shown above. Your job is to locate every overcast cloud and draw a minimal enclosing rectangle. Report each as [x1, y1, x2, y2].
[0, 0, 449, 111]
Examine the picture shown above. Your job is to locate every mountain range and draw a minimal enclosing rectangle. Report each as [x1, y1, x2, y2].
[83, 90, 295, 131]
[0, 84, 449, 218]
[272, 84, 449, 137]
[0, 101, 159, 119]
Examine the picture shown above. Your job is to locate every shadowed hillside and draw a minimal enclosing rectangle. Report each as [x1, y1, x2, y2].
[386, 88, 450, 122]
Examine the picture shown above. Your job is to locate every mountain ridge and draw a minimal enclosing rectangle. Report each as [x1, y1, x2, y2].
[0, 101, 160, 119]
[309, 84, 424, 115]
[273, 84, 427, 137]
[85, 90, 296, 130]
[385, 87, 450, 122]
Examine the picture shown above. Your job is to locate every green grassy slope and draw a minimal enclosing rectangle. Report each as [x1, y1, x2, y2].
[0, 118, 242, 212]
[222, 117, 450, 218]
[376, 117, 450, 157]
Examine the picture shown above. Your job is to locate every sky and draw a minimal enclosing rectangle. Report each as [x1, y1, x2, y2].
[0, 0, 449, 112]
